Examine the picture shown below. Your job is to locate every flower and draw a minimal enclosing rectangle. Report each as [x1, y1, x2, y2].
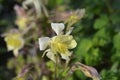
[4, 32, 24, 56]
[16, 17, 28, 30]
[39, 23, 77, 63]
[71, 62, 100, 80]
[22, 0, 48, 17]
[14, 5, 28, 31]
[50, 9, 85, 26]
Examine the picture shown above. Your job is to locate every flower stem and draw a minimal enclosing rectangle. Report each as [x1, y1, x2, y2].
[54, 62, 57, 80]
[54, 55, 59, 80]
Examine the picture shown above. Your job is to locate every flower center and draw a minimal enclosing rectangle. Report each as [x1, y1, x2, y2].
[50, 35, 70, 54]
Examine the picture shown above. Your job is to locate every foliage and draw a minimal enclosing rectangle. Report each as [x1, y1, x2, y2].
[0, 0, 120, 80]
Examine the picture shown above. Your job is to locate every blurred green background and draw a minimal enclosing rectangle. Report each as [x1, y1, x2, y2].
[0, 0, 120, 80]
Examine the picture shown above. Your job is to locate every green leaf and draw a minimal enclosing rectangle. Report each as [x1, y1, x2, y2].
[46, 61, 55, 72]
[94, 15, 109, 29]
[75, 39, 93, 57]
[111, 51, 120, 62]
[113, 32, 120, 50]
[93, 28, 110, 46]
[110, 13, 120, 24]
[84, 48, 101, 65]
[61, 67, 70, 77]
[74, 70, 86, 80]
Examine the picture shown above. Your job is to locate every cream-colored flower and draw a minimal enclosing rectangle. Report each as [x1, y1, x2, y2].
[16, 17, 28, 31]
[4, 33, 24, 56]
[39, 23, 77, 63]
[14, 5, 29, 31]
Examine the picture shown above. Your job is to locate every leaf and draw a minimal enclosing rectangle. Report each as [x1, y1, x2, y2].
[94, 15, 109, 29]
[46, 61, 55, 72]
[110, 13, 120, 24]
[61, 67, 70, 77]
[111, 51, 120, 62]
[84, 48, 101, 65]
[75, 39, 93, 56]
[94, 28, 110, 46]
[113, 32, 120, 50]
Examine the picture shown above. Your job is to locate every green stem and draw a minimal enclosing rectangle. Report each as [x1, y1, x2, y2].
[54, 55, 59, 80]
[54, 62, 57, 80]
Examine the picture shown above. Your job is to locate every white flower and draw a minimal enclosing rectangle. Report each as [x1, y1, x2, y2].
[39, 23, 77, 63]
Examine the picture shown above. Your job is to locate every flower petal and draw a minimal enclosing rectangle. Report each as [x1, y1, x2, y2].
[60, 51, 72, 61]
[39, 37, 50, 50]
[66, 27, 74, 35]
[4, 34, 24, 51]
[42, 49, 50, 57]
[68, 39, 77, 49]
[61, 54, 70, 61]
[13, 49, 19, 57]
[51, 23, 65, 35]
[46, 50, 56, 63]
